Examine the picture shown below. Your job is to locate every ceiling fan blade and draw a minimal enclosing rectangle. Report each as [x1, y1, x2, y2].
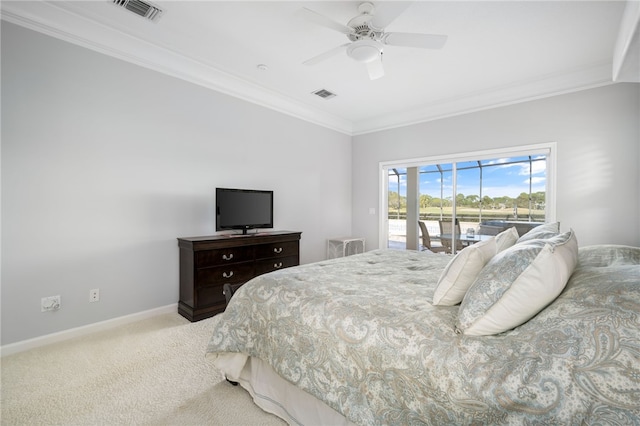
[366, 56, 384, 80]
[369, 2, 412, 31]
[296, 8, 354, 35]
[383, 32, 448, 49]
[303, 43, 350, 66]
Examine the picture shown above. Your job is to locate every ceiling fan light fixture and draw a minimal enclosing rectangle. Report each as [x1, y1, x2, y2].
[298, 2, 447, 80]
[347, 39, 383, 63]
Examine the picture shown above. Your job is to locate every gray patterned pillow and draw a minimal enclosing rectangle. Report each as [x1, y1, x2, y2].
[456, 229, 578, 336]
[516, 221, 560, 243]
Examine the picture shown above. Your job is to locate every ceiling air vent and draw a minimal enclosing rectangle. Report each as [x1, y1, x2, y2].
[312, 89, 337, 100]
[112, 0, 163, 22]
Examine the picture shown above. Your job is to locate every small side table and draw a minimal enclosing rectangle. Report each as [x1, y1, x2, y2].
[327, 237, 365, 259]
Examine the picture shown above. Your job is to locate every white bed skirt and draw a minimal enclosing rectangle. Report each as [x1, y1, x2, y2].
[212, 352, 355, 426]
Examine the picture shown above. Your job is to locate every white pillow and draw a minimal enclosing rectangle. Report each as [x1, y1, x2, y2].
[456, 229, 578, 336]
[516, 222, 560, 243]
[495, 226, 518, 252]
[432, 237, 497, 306]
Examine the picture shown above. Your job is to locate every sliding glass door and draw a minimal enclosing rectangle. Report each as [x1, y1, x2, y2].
[382, 145, 553, 253]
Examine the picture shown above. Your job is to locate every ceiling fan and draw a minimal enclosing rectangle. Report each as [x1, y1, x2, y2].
[297, 2, 447, 80]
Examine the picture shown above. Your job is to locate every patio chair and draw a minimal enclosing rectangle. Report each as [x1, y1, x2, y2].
[439, 219, 465, 253]
[418, 221, 447, 253]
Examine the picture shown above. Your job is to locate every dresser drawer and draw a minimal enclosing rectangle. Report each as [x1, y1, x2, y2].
[195, 284, 226, 308]
[255, 241, 299, 260]
[195, 263, 255, 286]
[195, 246, 254, 267]
[255, 255, 299, 276]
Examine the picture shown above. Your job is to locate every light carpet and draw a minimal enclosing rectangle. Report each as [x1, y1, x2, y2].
[0, 313, 286, 425]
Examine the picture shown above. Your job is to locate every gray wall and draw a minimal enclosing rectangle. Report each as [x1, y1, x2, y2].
[3, 22, 639, 347]
[352, 83, 640, 250]
[1, 23, 352, 345]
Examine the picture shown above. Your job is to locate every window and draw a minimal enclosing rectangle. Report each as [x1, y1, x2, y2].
[380, 143, 555, 252]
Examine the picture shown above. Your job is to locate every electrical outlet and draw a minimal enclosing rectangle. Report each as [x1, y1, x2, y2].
[41, 295, 61, 312]
[89, 288, 100, 302]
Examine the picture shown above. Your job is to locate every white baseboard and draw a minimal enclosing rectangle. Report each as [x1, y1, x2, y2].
[1, 303, 179, 357]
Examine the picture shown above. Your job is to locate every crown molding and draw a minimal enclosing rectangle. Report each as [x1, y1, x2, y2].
[612, 0, 640, 82]
[1, 2, 622, 137]
[1, 2, 354, 135]
[353, 62, 614, 135]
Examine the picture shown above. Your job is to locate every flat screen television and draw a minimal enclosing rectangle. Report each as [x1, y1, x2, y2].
[216, 187, 273, 234]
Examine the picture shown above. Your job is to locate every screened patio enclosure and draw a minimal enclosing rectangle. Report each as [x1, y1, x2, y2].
[386, 154, 548, 253]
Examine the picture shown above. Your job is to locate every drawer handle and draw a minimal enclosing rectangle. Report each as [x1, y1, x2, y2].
[274, 262, 283, 268]
[222, 271, 234, 278]
[222, 253, 234, 261]
[273, 247, 283, 254]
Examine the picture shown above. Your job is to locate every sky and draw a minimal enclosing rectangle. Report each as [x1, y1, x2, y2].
[389, 155, 547, 199]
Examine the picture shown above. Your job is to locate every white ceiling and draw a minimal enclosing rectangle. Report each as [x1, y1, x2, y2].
[2, 1, 638, 135]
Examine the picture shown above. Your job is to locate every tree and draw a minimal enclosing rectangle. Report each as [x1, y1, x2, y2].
[531, 191, 545, 208]
[388, 191, 405, 210]
[493, 196, 514, 209]
[465, 194, 480, 207]
[419, 194, 433, 209]
[516, 192, 530, 208]
[431, 198, 450, 207]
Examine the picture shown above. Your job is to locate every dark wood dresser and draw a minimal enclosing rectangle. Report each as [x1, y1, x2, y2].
[177, 231, 301, 321]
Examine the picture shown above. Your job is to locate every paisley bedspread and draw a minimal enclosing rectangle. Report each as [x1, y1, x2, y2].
[206, 246, 640, 425]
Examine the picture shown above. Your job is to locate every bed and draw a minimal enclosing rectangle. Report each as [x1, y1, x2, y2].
[206, 225, 640, 425]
